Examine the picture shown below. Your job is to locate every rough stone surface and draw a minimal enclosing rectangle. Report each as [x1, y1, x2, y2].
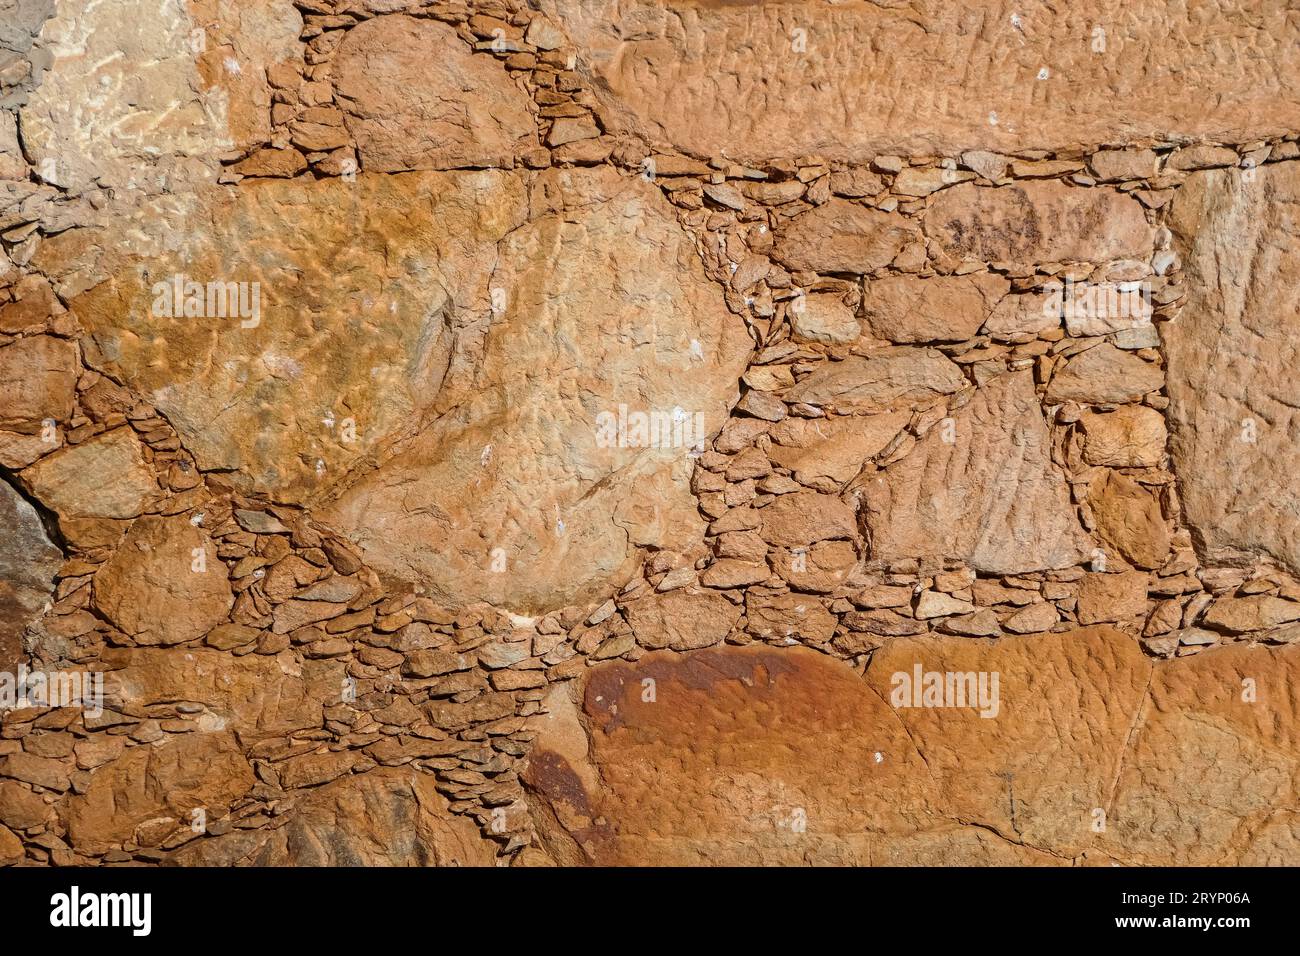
[55, 171, 529, 505]
[93, 516, 233, 646]
[1079, 406, 1167, 468]
[1165, 163, 1300, 573]
[20, 428, 160, 520]
[20, 0, 300, 193]
[0, 335, 77, 425]
[1045, 344, 1164, 405]
[784, 348, 965, 413]
[62, 732, 254, 851]
[321, 171, 749, 613]
[1087, 471, 1171, 570]
[861, 371, 1090, 574]
[166, 768, 496, 866]
[0, 479, 60, 670]
[334, 16, 535, 172]
[924, 182, 1154, 265]
[543, 0, 1300, 163]
[863, 274, 1008, 344]
[524, 630, 1292, 864]
[2, 0, 1297, 871]
[773, 201, 920, 274]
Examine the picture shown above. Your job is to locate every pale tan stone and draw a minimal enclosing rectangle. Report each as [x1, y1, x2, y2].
[772, 201, 920, 274]
[1087, 471, 1171, 570]
[1076, 571, 1148, 624]
[1045, 344, 1164, 405]
[623, 588, 741, 650]
[1079, 405, 1167, 467]
[766, 412, 909, 486]
[1165, 163, 1300, 574]
[925, 182, 1154, 265]
[861, 371, 1090, 574]
[20, 428, 160, 520]
[784, 347, 966, 413]
[54, 172, 529, 504]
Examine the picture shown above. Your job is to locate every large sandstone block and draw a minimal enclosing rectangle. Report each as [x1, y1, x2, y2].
[334, 15, 537, 172]
[52, 171, 529, 504]
[20, 427, 160, 520]
[783, 347, 966, 414]
[542, 0, 1300, 162]
[924, 181, 1153, 266]
[321, 170, 751, 613]
[20, 0, 300, 194]
[522, 647, 936, 865]
[525, 632, 1300, 865]
[860, 370, 1091, 574]
[1165, 163, 1300, 574]
[865, 627, 1151, 856]
[1105, 642, 1300, 865]
[772, 201, 919, 274]
[0, 334, 77, 425]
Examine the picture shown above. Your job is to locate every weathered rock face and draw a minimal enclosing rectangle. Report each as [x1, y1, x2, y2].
[784, 348, 965, 413]
[2, 0, 1299, 872]
[20, 0, 300, 194]
[1165, 163, 1300, 574]
[53, 171, 529, 504]
[0, 478, 60, 670]
[523, 646, 936, 865]
[1104, 642, 1300, 865]
[61, 732, 255, 852]
[542, 0, 1300, 163]
[861, 371, 1090, 574]
[773, 201, 920, 274]
[105, 648, 345, 736]
[526, 633, 1300, 865]
[166, 768, 496, 866]
[924, 182, 1153, 266]
[321, 170, 750, 613]
[334, 15, 536, 172]
[93, 516, 233, 646]
[0, 334, 77, 425]
[20, 428, 161, 520]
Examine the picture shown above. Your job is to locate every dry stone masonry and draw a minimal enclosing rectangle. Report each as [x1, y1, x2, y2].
[0, 0, 1298, 867]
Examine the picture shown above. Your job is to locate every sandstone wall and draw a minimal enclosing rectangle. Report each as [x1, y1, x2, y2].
[0, 0, 1298, 867]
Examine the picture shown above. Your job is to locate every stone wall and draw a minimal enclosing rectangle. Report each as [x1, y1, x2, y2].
[1, 0, 1299, 866]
